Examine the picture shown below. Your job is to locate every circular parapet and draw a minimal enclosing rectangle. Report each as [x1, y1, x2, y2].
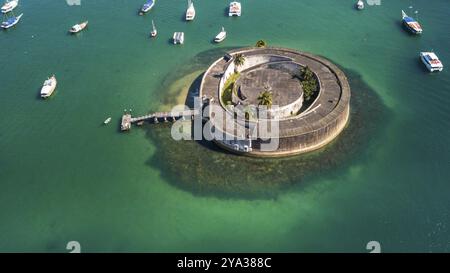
[199, 47, 351, 157]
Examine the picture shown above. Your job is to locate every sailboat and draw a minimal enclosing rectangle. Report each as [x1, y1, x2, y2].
[214, 27, 226, 43]
[1, 13, 22, 29]
[141, 0, 155, 14]
[185, 0, 195, 21]
[150, 19, 157, 37]
[402, 9, 422, 34]
[1, 0, 18, 14]
[69, 21, 88, 34]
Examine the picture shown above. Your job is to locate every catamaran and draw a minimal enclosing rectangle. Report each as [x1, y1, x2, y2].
[173, 32, 184, 45]
[141, 0, 155, 13]
[420, 52, 443, 72]
[185, 0, 195, 21]
[1, 0, 18, 14]
[69, 21, 88, 34]
[356, 0, 364, 10]
[1, 13, 22, 29]
[229, 2, 241, 17]
[402, 10, 422, 34]
[214, 27, 226, 43]
[150, 20, 157, 37]
[40, 75, 57, 99]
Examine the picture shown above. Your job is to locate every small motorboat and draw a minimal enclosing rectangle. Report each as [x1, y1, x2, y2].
[40, 75, 57, 99]
[420, 52, 444, 72]
[104, 117, 112, 125]
[1, 0, 18, 14]
[185, 0, 196, 21]
[141, 0, 155, 14]
[150, 19, 157, 37]
[69, 21, 88, 34]
[214, 27, 226, 43]
[1, 13, 22, 29]
[356, 0, 364, 10]
[402, 10, 423, 34]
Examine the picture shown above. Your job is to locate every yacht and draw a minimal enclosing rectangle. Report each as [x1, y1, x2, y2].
[1, 0, 18, 14]
[420, 52, 443, 72]
[173, 32, 184, 44]
[185, 0, 195, 21]
[69, 21, 88, 34]
[356, 0, 364, 10]
[402, 10, 422, 34]
[141, 0, 155, 13]
[229, 2, 241, 17]
[40, 75, 57, 99]
[214, 27, 226, 43]
[150, 20, 157, 37]
[1, 13, 22, 29]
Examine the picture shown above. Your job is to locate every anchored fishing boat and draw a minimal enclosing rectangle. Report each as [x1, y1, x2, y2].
[1, 13, 22, 29]
[69, 21, 88, 34]
[150, 20, 157, 37]
[214, 27, 226, 43]
[402, 10, 422, 34]
[229, 2, 241, 17]
[420, 52, 443, 72]
[40, 75, 57, 99]
[185, 0, 195, 21]
[356, 0, 364, 10]
[1, 0, 18, 14]
[141, 0, 155, 13]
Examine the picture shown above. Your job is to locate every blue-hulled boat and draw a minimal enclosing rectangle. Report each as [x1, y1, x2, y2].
[1, 13, 22, 29]
[402, 10, 423, 34]
[141, 0, 155, 13]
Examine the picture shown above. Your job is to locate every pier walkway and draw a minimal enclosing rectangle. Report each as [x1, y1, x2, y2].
[121, 109, 200, 131]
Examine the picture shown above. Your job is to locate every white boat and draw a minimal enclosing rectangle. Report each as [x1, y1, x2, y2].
[1, 0, 18, 14]
[214, 27, 226, 43]
[104, 117, 112, 125]
[40, 75, 57, 98]
[69, 21, 88, 34]
[150, 20, 157, 37]
[420, 52, 443, 72]
[173, 32, 184, 44]
[185, 0, 195, 21]
[356, 0, 364, 10]
[141, 0, 155, 13]
[229, 2, 241, 17]
[1, 13, 22, 29]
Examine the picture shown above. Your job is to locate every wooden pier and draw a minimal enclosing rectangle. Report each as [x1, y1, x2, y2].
[121, 109, 200, 131]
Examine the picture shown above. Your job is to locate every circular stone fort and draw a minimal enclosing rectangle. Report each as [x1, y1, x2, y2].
[199, 47, 351, 157]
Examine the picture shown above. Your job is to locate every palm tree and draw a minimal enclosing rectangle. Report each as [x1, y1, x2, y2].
[257, 87, 273, 108]
[233, 53, 246, 72]
[255, 40, 267, 48]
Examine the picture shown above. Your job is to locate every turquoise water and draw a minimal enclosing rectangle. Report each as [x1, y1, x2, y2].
[1, 0, 450, 252]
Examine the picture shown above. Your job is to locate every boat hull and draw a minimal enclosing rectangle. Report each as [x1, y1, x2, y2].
[40, 77, 57, 98]
[141, 1, 155, 13]
[69, 21, 88, 34]
[1, 0, 18, 14]
[1, 13, 22, 29]
[420, 55, 443, 72]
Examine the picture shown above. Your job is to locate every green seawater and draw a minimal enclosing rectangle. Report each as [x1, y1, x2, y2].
[1, 0, 450, 252]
